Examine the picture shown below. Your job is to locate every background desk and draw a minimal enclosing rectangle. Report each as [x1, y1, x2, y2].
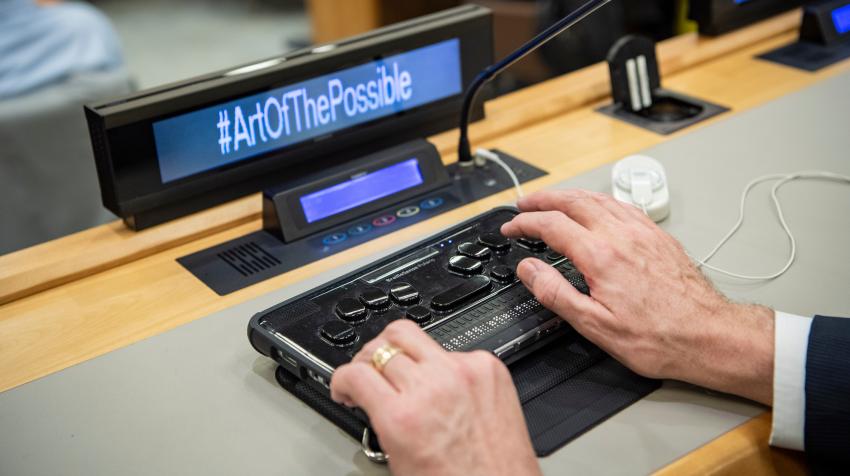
[1, 13, 849, 475]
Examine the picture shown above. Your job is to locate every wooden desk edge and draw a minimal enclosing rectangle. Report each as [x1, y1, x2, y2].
[0, 10, 802, 305]
[654, 411, 808, 475]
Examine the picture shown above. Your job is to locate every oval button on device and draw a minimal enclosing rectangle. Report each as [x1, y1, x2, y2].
[448, 255, 484, 275]
[457, 242, 491, 260]
[348, 223, 372, 236]
[420, 197, 444, 210]
[320, 321, 357, 346]
[517, 237, 547, 252]
[431, 275, 492, 311]
[396, 206, 420, 218]
[335, 298, 368, 322]
[322, 232, 348, 245]
[372, 215, 397, 227]
[478, 232, 511, 253]
[490, 265, 515, 283]
[390, 282, 419, 305]
[359, 287, 390, 310]
[405, 305, 432, 325]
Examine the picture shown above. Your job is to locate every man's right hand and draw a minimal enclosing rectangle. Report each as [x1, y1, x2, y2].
[501, 190, 775, 405]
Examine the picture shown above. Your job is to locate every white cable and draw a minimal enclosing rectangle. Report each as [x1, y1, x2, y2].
[690, 170, 850, 281]
[475, 148, 524, 198]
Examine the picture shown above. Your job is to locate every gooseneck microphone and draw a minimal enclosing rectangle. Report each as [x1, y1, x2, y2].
[457, 0, 613, 166]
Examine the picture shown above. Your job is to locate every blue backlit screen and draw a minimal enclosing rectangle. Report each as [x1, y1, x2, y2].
[833, 4, 850, 35]
[153, 39, 462, 183]
[299, 158, 423, 223]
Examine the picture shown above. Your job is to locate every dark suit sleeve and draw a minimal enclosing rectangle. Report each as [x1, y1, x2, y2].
[805, 315, 850, 473]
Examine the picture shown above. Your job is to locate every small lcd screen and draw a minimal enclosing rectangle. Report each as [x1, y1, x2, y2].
[153, 39, 462, 183]
[833, 4, 850, 35]
[299, 158, 423, 224]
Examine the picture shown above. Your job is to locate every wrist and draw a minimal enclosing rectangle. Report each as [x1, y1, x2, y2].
[672, 302, 775, 405]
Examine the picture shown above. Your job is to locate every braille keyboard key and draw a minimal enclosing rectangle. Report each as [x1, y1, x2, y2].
[477, 232, 511, 253]
[406, 306, 432, 325]
[320, 321, 357, 346]
[431, 275, 492, 311]
[448, 255, 484, 275]
[457, 242, 491, 260]
[360, 287, 390, 309]
[517, 237, 547, 252]
[490, 265, 515, 283]
[335, 298, 368, 322]
[389, 282, 420, 305]
[545, 250, 564, 262]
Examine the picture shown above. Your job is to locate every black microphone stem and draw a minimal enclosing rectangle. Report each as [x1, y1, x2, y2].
[457, 0, 612, 166]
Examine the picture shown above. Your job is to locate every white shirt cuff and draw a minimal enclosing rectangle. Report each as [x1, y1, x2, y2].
[769, 311, 813, 451]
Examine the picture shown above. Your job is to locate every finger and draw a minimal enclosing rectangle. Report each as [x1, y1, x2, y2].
[351, 337, 421, 392]
[500, 211, 595, 264]
[331, 361, 398, 415]
[516, 190, 617, 229]
[353, 319, 446, 364]
[516, 257, 612, 338]
[379, 352, 419, 392]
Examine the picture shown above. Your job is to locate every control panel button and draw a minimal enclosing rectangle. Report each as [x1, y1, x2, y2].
[457, 242, 491, 260]
[405, 305, 432, 325]
[478, 232, 511, 253]
[359, 287, 390, 310]
[322, 232, 348, 245]
[335, 298, 368, 322]
[372, 215, 397, 227]
[390, 282, 419, 305]
[545, 251, 564, 262]
[396, 206, 420, 218]
[448, 255, 484, 275]
[320, 321, 357, 346]
[517, 237, 547, 252]
[490, 265, 515, 283]
[348, 223, 372, 236]
[432, 275, 492, 311]
[420, 197, 444, 210]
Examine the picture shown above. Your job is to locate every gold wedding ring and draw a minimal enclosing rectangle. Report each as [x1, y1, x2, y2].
[371, 344, 402, 373]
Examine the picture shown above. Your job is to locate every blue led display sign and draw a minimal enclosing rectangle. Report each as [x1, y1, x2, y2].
[153, 39, 462, 183]
[299, 158, 424, 224]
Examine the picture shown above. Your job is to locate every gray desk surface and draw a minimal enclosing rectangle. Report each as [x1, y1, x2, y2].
[2, 72, 849, 476]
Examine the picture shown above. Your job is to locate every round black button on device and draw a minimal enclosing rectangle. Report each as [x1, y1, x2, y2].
[448, 255, 484, 275]
[405, 305, 432, 325]
[490, 265, 516, 283]
[320, 321, 357, 346]
[477, 232, 511, 253]
[517, 237, 547, 252]
[390, 282, 419, 305]
[360, 287, 390, 310]
[335, 298, 368, 322]
[457, 242, 491, 260]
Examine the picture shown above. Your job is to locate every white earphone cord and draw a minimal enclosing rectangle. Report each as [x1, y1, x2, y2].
[693, 170, 850, 281]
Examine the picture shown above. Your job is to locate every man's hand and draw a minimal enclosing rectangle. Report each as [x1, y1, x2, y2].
[501, 190, 775, 405]
[330, 320, 540, 476]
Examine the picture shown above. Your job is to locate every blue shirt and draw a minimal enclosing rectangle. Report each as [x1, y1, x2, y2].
[0, 0, 125, 98]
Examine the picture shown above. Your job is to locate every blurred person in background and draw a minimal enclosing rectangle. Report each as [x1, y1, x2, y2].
[0, 0, 132, 254]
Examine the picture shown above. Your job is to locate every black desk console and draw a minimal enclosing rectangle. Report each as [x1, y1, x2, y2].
[179, 148, 546, 295]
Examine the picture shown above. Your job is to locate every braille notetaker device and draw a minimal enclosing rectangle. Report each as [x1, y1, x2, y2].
[249, 0, 661, 464]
